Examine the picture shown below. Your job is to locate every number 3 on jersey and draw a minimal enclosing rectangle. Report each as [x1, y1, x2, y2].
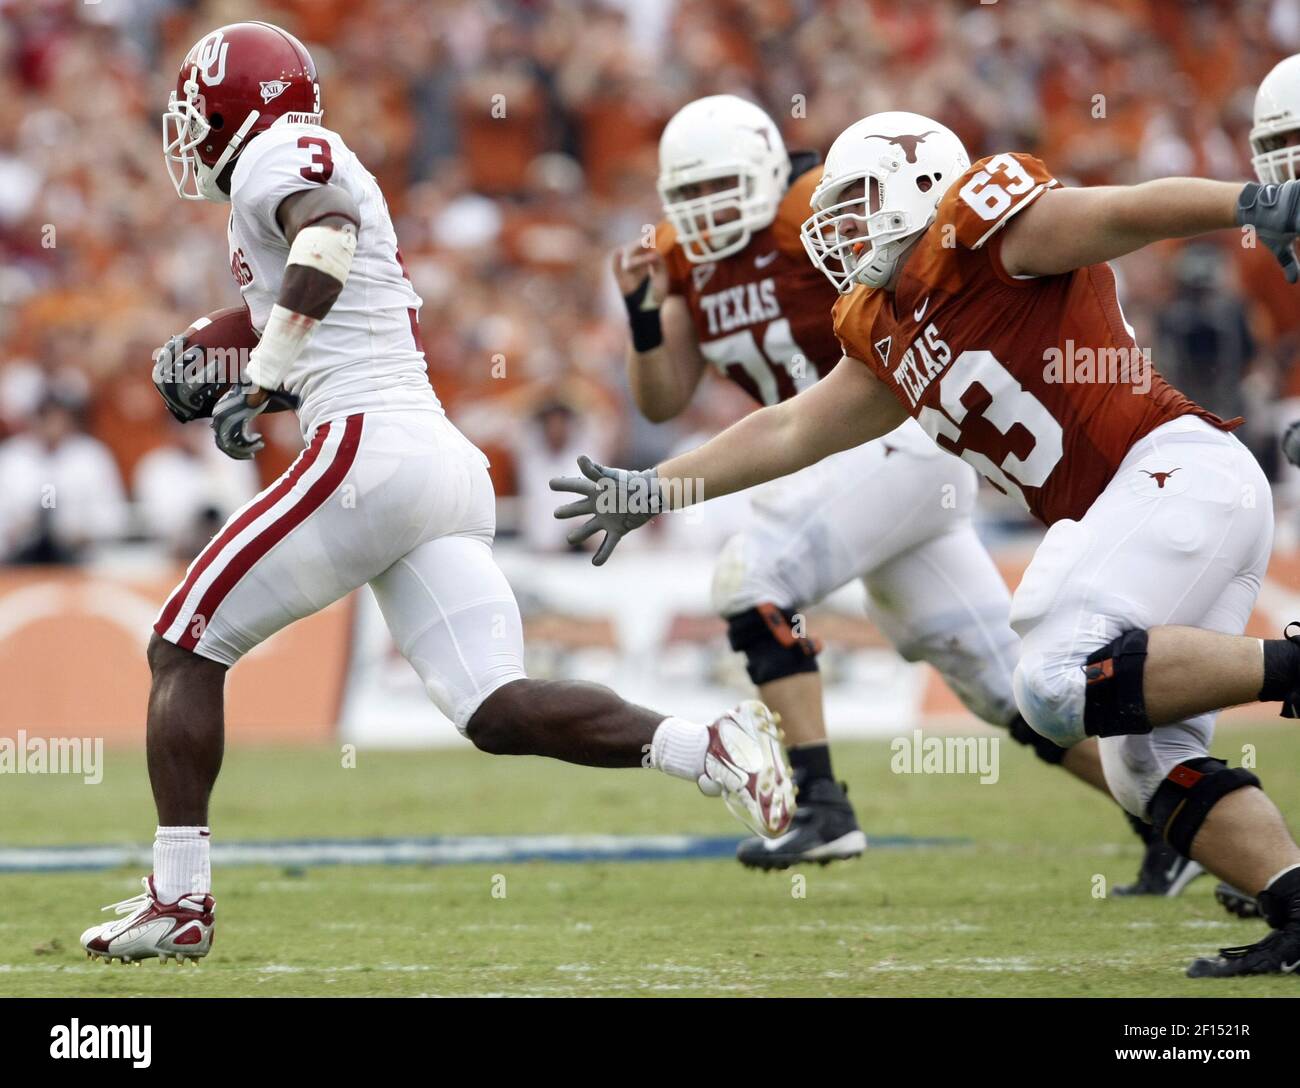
[916, 350, 1063, 511]
[298, 136, 333, 183]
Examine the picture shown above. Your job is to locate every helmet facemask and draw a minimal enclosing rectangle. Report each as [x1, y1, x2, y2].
[802, 173, 919, 292]
[659, 160, 780, 264]
[1251, 128, 1300, 185]
[162, 68, 259, 203]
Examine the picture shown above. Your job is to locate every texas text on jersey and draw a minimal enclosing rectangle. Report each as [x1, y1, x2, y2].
[832, 152, 1239, 525]
[227, 118, 440, 437]
[657, 158, 843, 406]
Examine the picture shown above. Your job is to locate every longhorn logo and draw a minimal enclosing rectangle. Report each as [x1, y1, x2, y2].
[1142, 468, 1180, 489]
[863, 130, 938, 164]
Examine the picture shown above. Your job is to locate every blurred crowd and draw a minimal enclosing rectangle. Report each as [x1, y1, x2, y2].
[3, 0, 1300, 564]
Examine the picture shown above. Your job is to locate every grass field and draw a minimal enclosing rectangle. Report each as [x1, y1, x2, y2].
[3, 722, 1300, 997]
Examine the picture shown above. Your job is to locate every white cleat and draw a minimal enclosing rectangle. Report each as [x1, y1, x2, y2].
[700, 700, 796, 838]
[80, 876, 214, 965]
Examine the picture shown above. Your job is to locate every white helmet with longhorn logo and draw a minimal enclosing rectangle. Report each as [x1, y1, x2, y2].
[657, 95, 790, 264]
[802, 111, 968, 292]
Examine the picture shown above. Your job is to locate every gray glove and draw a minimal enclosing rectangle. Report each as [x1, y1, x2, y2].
[1237, 180, 1300, 283]
[1284, 419, 1300, 468]
[550, 455, 663, 565]
[153, 333, 222, 423]
[211, 383, 269, 460]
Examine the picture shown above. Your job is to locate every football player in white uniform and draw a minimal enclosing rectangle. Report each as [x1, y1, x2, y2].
[78, 21, 795, 965]
[610, 95, 1190, 888]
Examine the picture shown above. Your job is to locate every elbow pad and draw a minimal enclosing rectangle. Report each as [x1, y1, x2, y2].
[287, 223, 357, 284]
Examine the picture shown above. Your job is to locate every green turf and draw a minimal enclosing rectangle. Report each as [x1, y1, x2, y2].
[3, 723, 1300, 996]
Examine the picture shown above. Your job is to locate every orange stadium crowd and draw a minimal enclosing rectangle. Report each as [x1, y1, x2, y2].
[3, 0, 1300, 563]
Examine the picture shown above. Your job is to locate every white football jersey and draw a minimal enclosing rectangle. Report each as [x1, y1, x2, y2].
[227, 117, 441, 437]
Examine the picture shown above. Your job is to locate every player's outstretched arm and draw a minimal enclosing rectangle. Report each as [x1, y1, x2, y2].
[999, 177, 1298, 278]
[551, 357, 905, 565]
[657, 355, 905, 501]
[212, 185, 361, 459]
[612, 244, 707, 422]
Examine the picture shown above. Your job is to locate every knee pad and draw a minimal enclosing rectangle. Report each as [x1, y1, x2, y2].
[1147, 757, 1261, 856]
[1007, 712, 1068, 765]
[726, 604, 821, 686]
[1012, 653, 1086, 748]
[1082, 629, 1151, 738]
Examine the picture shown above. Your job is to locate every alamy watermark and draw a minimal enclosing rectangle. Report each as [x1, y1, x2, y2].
[1043, 341, 1152, 395]
[890, 728, 1000, 784]
[0, 731, 103, 784]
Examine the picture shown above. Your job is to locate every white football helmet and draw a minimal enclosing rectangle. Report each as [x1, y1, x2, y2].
[801, 111, 969, 292]
[657, 95, 790, 264]
[1251, 55, 1300, 183]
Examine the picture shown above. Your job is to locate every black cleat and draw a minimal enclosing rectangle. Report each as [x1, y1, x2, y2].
[1189, 869, 1300, 977]
[1186, 923, 1300, 977]
[1214, 882, 1262, 920]
[736, 777, 866, 871]
[1113, 837, 1205, 897]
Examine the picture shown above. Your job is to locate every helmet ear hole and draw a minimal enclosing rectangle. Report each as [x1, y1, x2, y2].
[916, 175, 933, 193]
[209, 113, 224, 130]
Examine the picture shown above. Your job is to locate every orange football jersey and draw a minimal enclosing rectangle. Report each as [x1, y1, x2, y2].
[658, 163, 843, 406]
[832, 153, 1238, 526]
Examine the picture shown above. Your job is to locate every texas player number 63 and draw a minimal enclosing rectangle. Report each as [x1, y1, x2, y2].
[916, 349, 1064, 511]
[957, 153, 1036, 221]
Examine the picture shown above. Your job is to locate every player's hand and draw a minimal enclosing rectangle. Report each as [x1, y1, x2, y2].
[1284, 419, 1300, 467]
[211, 382, 270, 460]
[611, 242, 668, 306]
[1237, 180, 1300, 283]
[550, 455, 663, 566]
[153, 332, 221, 423]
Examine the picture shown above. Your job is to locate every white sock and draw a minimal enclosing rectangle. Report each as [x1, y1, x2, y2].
[650, 717, 709, 781]
[153, 826, 211, 903]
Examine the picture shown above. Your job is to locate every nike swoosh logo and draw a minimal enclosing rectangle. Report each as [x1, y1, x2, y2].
[755, 251, 779, 269]
[913, 297, 930, 322]
[1283, 959, 1300, 973]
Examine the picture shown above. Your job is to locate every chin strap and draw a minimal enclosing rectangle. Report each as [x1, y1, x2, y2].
[196, 109, 260, 202]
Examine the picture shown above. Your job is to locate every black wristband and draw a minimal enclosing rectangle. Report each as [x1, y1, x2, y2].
[623, 277, 663, 353]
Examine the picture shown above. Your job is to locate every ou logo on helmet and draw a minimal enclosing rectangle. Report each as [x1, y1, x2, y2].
[191, 29, 229, 87]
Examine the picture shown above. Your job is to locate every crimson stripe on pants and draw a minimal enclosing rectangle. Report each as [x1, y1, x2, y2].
[154, 415, 362, 647]
[155, 421, 338, 636]
[176, 413, 364, 651]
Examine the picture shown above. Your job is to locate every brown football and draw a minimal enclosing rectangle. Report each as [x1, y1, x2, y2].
[177, 305, 295, 413]
[183, 306, 260, 372]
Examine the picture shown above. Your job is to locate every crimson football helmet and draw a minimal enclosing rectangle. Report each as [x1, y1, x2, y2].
[163, 21, 322, 202]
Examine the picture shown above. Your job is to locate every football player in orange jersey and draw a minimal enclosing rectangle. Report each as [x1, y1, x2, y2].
[558, 109, 1300, 976]
[605, 95, 1187, 885]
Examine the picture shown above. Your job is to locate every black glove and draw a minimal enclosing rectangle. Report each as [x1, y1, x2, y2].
[211, 383, 270, 460]
[1237, 180, 1300, 283]
[550, 455, 663, 565]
